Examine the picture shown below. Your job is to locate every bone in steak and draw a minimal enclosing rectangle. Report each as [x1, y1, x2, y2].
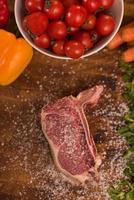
[41, 85, 103, 184]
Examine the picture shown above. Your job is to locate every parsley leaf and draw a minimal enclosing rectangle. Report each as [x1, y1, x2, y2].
[108, 61, 134, 200]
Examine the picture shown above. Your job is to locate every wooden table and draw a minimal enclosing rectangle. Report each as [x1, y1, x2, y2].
[0, 1, 134, 200]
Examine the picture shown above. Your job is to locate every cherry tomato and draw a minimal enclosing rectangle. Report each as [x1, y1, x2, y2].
[52, 40, 65, 56]
[0, 0, 7, 5]
[23, 12, 48, 36]
[48, 21, 67, 40]
[64, 40, 84, 59]
[0, 2, 9, 27]
[100, 0, 114, 10]
[25, 0, 44, 13]
[96, 14, 115, 36]
[66, 5, 87, 28]
[62, 0, 78, 9]
[44, 0, 64, 20]
[82, 14, 96, 30]
[67, 26, 79, 35]
[74, 31, 93, 49]
[34, 33, 50, 48]
[82, 0, 101, 13]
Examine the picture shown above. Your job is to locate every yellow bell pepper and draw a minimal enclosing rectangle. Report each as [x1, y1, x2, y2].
[0, 29, 33, 85]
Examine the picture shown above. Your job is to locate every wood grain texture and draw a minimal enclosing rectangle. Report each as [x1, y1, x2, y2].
[0, 1, 133, 200]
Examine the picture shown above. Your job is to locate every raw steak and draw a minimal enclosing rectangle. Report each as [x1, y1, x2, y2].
[41, 85, 103, 184]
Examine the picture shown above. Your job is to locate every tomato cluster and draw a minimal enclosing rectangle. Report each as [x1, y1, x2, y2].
[23, 0, 115, 59]
[0, 0, 10, 27]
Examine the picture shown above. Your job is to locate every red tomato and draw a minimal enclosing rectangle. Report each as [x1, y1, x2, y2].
[66, 5, 87, 28]
[96, 14, 115, 36]
[23, 12, 48, 36]
[100, 0, 114, 10]
[64, 40, 84, 59]
[67, 26, 79, 35]
[0, 0, 7, 5]
[62, 0, 78, 9]
[82, 0, 101, 13]
[48, 21, 67, 40]
[82, 14, 96, 30]
[74, 31, 93, 49]
[25, 0, 44, 13]
[34, 33, 50, 48]
[44, 0, 64, 20]
[52, 40, 65, 56]
[0, 3, 9, 27]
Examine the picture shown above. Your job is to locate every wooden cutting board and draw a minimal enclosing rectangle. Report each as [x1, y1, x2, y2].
[0, 1, 134, 200]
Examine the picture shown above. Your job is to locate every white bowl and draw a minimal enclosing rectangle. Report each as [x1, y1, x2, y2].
[14, 0, 124, 60]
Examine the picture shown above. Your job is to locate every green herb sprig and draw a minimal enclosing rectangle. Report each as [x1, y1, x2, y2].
[108, 61, 134, 200]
